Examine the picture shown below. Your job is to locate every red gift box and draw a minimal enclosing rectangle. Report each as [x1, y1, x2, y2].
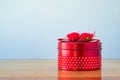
[58, 39, 102, 71]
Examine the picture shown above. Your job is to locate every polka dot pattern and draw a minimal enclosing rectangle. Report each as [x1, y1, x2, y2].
[58, 56, 101, 70]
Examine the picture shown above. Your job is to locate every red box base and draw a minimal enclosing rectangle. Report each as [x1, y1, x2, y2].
[58, 56, 101, 71]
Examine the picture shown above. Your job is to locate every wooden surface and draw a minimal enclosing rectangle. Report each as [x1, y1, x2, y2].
[0, 59, 120, 79]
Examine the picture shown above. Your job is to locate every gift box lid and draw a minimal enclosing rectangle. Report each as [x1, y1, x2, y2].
[58, 39, 101, 50]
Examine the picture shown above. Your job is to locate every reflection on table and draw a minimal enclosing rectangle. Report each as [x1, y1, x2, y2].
[58, 69, 101, 80]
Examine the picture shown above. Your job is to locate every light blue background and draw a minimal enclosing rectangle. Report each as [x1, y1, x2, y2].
[0, 0, 120, 59]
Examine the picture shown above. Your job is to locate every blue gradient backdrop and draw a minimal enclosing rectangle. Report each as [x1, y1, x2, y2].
[0, 0, 120, 59]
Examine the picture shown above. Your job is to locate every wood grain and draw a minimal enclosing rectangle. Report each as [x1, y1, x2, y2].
[0, 59, 120, 78]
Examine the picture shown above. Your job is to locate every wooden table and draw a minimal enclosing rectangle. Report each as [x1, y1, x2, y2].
[0, 60, 120, 80]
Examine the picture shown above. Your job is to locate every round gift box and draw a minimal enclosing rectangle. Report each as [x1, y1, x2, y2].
[58, 39, 102, 71]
